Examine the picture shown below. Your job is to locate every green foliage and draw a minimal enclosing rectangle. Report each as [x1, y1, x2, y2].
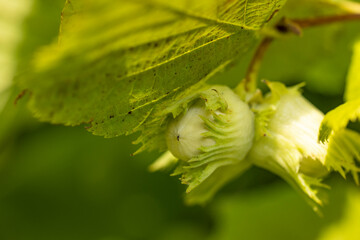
[319, 99, 360, 141]
[325, 129, 360, 184]
[319, 40, 360, 142]
[259, 0, 360, 95]
[17, 0, 360, 210]
[345, 40, 360, 101]
[316, 37, 360, 201]
[19, 0, 286, 140]
[3, 0, 360, 238]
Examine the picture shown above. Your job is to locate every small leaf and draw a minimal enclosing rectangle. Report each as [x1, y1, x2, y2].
[319, 99, 360, 142]
[325, 129, 360, 185]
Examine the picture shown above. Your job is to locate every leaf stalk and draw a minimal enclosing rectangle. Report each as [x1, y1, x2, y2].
[241, 13, 360, 93]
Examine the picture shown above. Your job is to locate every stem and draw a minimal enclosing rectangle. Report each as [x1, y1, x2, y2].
[292, 13, 360, 28]
[243, 37, 273, 92]
[242, 13, 360, 93]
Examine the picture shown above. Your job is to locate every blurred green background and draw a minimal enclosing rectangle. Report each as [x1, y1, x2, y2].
[1, 0, 360, 239]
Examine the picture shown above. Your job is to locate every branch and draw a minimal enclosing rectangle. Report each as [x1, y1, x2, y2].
[243, 37, 273, 92]
[242, 13, 360, 93]
[292, 13, 360, 28]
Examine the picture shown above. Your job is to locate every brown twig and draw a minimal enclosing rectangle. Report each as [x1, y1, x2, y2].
[244, 37, 273, 92]
[242, 13, 360, 93]
[292, 13, 360, 28]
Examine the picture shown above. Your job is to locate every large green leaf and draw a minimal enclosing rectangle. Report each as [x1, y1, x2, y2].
[19, 0, 286, 139]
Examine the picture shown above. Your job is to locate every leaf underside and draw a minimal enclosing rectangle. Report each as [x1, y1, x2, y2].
[19, 0, 286, 141]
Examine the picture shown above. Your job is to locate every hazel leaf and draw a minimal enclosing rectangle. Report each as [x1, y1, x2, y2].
[319, 99, 360, 142]
[325, 129, 360, 185]
[19, 0, 286, 140]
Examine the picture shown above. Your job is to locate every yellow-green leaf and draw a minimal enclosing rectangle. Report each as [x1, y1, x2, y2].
[319, 99, 360, 142]
[19, 0, 286, 139]
[345, 40, 360, 101]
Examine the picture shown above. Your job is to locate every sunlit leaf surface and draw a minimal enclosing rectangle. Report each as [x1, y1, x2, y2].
[345, 40, 360, 101]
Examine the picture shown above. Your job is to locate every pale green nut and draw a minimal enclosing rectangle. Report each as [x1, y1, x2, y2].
[150, 85, 255, 204]
[166, 85, 255, 163]
[249, 82, 329, 208]
[165, 103, 215, 161]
